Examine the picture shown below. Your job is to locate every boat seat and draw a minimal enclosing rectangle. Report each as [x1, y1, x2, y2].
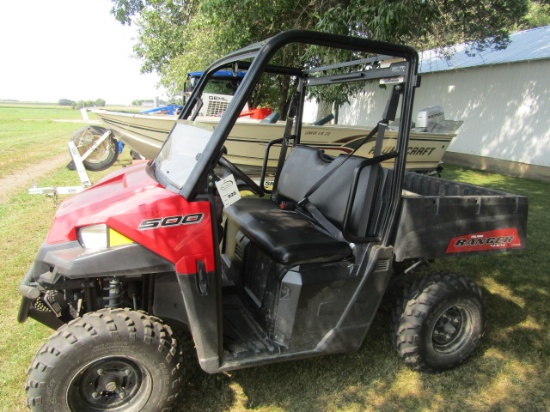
[224, 145, 382, 266]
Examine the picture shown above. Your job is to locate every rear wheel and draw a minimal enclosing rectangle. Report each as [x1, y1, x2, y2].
[393, 272, 486, 372]
[26, 308, 182, 411]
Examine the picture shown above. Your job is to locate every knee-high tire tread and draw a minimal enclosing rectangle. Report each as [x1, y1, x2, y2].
[392, 272, 486, 372]
[26, 308, 182, 411]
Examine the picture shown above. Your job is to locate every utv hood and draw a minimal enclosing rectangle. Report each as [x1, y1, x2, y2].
[45, 164, 214, 273]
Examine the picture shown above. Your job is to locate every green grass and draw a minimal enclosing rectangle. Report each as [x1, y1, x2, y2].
[0, 105, 549, 411]
[0, 104, 87, 179]
[0, 103, 134, 409]
[0, 103, 135, 180]
[0, 145, 133, 409]
[169, 167, 550, 412]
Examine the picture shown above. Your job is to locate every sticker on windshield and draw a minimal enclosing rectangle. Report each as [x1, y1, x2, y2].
[215, 174, 241, 208]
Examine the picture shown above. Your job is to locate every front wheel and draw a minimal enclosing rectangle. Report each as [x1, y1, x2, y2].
[26, 308, 182, 411]
[393, 272, 486, 372]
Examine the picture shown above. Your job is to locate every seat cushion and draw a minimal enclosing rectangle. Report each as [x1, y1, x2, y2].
[225, 198, 352, 266]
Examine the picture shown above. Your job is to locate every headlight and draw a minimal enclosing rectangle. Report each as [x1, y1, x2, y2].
[78, 224, 134, 250]
[78, 224, 108, 250]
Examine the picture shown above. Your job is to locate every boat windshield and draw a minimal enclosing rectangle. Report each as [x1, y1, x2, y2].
[154, 120, 214, 189]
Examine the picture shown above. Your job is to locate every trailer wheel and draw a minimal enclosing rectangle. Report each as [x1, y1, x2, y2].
[26, 308, 182, 411]
[393, 272, 486, 372]
[71, 126, 119, 171]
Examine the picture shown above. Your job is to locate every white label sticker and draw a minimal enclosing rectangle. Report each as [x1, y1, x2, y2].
[215, 174, 241, 207]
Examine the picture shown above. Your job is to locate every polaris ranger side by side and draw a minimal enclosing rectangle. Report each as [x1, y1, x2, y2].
[18, 31, 528, 411]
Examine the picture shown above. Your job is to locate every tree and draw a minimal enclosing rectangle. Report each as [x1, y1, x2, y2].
[518, 0, 550, 29]
[110, 0, 147, 25]
[58, 98, 75, 106]
[111, 0, 320, 113]
[110, 0, 532, 115]
[314, 0, 531, 55]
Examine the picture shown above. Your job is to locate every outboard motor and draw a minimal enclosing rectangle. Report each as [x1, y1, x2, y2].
[415, 105, 463, 133]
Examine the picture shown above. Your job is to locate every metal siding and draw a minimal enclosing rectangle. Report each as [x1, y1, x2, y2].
[413, 60, 550, 167]
[339, 59, 550, 168]
[419, 26, 550, 73]
[330, 27, 550, 169]
[339, 82, 395, 126]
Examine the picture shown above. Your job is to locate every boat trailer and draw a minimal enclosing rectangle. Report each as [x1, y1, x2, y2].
[28, 128, 115, 198]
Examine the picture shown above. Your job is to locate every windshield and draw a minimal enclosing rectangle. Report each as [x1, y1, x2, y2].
[154, 120, 214, 189]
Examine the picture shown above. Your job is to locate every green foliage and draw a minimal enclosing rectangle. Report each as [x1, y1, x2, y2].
[316, 0, 530, 53]
[518, 0, 550, 29]
[110, 0, 148, 25]
[132, 1, 197, 75]
[58, 98, 75, 106]
[109, 0, 535, 112]
[73, 100, 105, 109]
[156, 0, 317, 100]
[59, 99, 105, 109]
[132, 98, 151, 106]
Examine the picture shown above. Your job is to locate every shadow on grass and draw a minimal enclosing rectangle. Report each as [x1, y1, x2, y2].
[171, 315, 401, 411]
[169, 270, 548, 412]
[484, 288, 526, 329]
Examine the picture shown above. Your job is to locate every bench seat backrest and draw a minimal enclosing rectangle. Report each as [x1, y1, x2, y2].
[276, 146, 382, 239]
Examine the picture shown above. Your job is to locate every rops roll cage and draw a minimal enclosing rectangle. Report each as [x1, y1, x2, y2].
[170, 30, 419, 246]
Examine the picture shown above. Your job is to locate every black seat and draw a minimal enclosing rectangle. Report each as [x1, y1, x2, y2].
[224, 145, 381, 266]
[225, 198, 351, 266]
[277, 146, 382, 239]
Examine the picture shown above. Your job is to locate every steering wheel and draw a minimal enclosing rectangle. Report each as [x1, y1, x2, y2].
[218, 156, 264, 197]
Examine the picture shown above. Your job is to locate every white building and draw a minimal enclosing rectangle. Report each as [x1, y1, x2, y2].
[340, 26, 550, 181]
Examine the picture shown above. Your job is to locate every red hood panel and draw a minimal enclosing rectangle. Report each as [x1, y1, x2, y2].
[46, 164, 215, 273]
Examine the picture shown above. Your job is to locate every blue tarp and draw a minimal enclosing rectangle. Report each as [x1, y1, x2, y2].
[141, 103, 182, 115]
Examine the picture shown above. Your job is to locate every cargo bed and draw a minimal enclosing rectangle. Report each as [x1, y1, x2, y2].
[393, 171, 528, 261]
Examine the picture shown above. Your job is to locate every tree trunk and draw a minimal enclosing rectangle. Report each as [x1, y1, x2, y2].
[316, 100, 334, 124]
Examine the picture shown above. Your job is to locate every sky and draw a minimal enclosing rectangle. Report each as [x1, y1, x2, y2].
[0, 0, 165, 105]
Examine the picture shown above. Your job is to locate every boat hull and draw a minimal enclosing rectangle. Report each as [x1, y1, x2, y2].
[94, 110, 455, 172]
[93, 110, 171, 159]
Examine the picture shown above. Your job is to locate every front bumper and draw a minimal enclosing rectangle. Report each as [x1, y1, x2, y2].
[18, 241, 174, 328]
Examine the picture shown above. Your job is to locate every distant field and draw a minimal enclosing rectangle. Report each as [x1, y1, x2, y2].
[0, 103, 83, 118]
[0, 104, 548, 412]
[0, 103, 136, 180]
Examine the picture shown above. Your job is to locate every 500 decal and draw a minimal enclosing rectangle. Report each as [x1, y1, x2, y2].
[138, 213, 204, 230]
